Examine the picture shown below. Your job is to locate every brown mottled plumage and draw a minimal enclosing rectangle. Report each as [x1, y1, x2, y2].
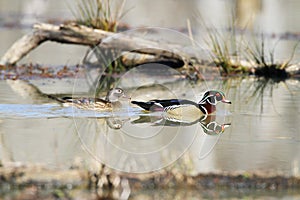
[56, 88, 128, 111]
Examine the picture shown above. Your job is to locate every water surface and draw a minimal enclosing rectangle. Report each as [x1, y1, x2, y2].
[1, 78, 299, 176]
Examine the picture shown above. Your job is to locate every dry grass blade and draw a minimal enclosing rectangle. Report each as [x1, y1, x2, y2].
[279, 40, 299, 70]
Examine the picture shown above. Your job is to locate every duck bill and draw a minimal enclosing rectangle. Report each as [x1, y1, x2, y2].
[221, 98, 231, 104]
[221, 123, 231, 132]
[121, 94, 131, 100]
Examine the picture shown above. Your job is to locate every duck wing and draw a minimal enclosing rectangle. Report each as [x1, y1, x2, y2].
[59, 97, 108, 104]
[131, 99, 198, 111]
[131, 100, 162, 111]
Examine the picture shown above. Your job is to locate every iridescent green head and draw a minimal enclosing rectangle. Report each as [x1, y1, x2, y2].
[199, 90, 231, 105]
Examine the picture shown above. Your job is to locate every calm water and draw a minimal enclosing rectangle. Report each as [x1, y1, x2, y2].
[1, 76, 300, 200]
[1, 77, 300, 173]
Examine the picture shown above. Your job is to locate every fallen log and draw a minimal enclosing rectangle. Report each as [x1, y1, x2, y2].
[0, 23, 111, 65]
[0, 23, 189, 68]
[2, 23, 299, 79]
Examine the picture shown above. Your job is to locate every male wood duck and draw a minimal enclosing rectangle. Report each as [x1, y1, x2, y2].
[131, 90, 231, 116]
[55, 88, 129, 111]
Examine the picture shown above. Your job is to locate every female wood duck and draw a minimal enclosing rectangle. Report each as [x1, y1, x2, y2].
[55, 88, 128, 111]
[131, 90, 231, 116]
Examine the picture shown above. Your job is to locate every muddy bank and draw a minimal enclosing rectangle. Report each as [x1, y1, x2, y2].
[1, 164, 300, 199]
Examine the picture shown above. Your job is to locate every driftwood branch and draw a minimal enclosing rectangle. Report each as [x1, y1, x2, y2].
[0, 23, 113, 65]
[1, 32, 43, 66]
[0, 23, 188, 67]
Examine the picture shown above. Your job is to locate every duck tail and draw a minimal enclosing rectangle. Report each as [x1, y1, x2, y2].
[131, 101, 152, 111]
[46, 94, 67, 103]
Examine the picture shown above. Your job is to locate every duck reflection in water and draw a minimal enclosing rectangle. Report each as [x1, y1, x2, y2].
[129, 90, 232, 135]
[105, 117, 129, 129]
[131, 114, 231, 135]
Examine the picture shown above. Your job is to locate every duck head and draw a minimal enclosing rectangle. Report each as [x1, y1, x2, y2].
[202, 122, 231, 135]
[199, 90, 231, 105]
[198, 90, 231, 114]
[106, 88, 129, 102]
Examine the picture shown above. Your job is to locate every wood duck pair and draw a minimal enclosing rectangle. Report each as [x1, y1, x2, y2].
[131, 90, 231, 116]
[56, 89, 231, 116]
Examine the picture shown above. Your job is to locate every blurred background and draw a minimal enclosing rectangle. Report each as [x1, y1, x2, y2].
[1, 0, 299, 65]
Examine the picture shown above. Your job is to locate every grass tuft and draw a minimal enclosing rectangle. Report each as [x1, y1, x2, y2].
[197, 13, 299, 79]
[206, 28, 248, 75]
[70, 0, 128, 32]
[245, 34, 299, 80]
[199, 13, 249, 75]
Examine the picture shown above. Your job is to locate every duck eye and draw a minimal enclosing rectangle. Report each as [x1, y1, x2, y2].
[215, 93, 222, 101]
